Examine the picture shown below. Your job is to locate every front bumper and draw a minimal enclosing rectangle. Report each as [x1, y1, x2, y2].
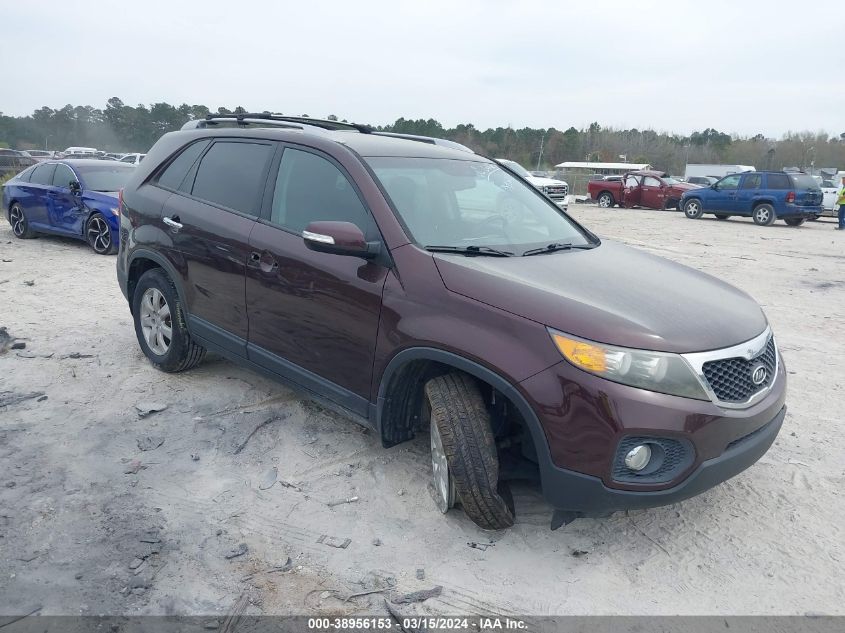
[519, 352, 786, 513]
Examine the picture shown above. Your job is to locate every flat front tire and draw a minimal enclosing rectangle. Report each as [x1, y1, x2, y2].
[132, 268, 206, 372]
[684, 199, 703, 219]
[424, 373, 514, 530]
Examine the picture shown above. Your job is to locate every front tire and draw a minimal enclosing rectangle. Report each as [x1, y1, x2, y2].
[86, 213, 117, 255]
[424, 373, 514, 530]
[9, 203, 37, 239]
[784, 217, 806, 227]
[597, 192, 614, 208]
[684, 199, 703, 219]
[752, 203, 776, 226]
[132, 268, 206, 373]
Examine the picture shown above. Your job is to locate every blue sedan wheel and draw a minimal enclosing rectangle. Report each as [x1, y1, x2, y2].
[86, 213, 117, 255]
[9, 203, 37, 239]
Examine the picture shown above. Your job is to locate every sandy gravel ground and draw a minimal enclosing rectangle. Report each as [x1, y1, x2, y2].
[0, 207, 843, 618]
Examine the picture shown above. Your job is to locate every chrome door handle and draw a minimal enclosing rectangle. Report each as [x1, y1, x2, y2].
[163, 216, 183, 230]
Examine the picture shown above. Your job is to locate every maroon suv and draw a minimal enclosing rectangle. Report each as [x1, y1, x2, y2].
[116, 115, 786, 530]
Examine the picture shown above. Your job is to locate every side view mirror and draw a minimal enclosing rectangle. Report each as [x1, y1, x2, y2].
[303, 221, 380, 259]
[69, 180, 82, 195]
[712, 184, 719, 190]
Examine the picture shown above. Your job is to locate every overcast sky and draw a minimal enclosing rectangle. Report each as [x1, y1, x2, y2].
[4, 0, 842, 138]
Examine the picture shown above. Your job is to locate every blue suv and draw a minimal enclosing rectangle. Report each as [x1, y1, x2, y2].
[681, 171, 823, 226]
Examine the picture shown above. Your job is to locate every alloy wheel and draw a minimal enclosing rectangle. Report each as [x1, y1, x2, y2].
[598, 194, 612, 208]
[87, 216, 111, 253]
[430, 418, 456, 513]
[139, 288, 173, 355]
[10, 206, 26, 237]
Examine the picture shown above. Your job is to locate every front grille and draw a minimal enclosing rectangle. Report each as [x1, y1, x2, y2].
[546, 185, 569, 197]
[702, 336, 776, 403]
[611, 436, 694, 484]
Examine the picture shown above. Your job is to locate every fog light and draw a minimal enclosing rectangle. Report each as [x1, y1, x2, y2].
[625, 444, 652, 471]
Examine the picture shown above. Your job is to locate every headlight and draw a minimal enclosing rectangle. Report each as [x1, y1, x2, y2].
[549, 329, 709, 400]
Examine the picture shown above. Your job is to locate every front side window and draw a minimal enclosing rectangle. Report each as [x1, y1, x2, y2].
[367, 157, 593, 252]
[717, 174, 741, 190]
[75, 163, 134, 191]
[29, 164, 56, 185]
[191, 141, 273, 214]
[741, 174, 762, 189]
[52, 164, 76, 188]
[270, 147, 370, 233]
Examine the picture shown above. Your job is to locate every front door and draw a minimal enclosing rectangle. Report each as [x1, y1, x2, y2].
[160, 139, 274, 352]
[708, 174, 742, 211]
[245, 145, 389, 415]
[640, 175, 666, 209]
[47, 163, 84, 234]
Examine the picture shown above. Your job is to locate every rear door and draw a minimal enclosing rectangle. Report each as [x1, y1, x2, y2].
[47, 163, 84, 234]
[245, 144, 389, 415]
[733, 173, 762, 215]
[640, 175, 665, 209]
[159, 139, 274, 354]
[21, 163, 57, 229]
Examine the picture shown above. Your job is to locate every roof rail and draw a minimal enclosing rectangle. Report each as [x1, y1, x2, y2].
[197, 113, 373, 133]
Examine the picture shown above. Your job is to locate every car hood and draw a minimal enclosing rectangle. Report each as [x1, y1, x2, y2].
[432, 240, 767, 353]
[527, 175, 568, 187]
[670, 182, 699, 192]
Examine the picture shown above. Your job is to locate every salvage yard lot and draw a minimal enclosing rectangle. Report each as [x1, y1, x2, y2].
[1, 207, 843, 617]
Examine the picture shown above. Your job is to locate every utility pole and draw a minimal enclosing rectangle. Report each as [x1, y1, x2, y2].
[536, 131, 546, 171]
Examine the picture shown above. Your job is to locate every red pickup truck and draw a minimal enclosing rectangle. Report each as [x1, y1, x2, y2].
[588, 170, 698, 211]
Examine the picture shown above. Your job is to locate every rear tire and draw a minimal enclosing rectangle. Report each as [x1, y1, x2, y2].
[784, 218, 805, 227]
[424, 373, 514, 530]
[9, 203, 37, 239]
[597, 192, 614, 208]
[132, 268, 206, 373]
[684, 199, 703, 219]
[752, 203, 776, 226]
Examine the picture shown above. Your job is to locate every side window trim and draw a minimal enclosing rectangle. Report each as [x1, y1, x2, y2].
[258, 142, 375, 238]
[185, 138, 276, 219]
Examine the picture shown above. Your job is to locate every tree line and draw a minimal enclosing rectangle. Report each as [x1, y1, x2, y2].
[2, 98, 844, 175]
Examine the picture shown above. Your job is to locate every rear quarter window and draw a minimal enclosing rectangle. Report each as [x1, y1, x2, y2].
[766, 173, 791, 190]
[156, 140, 211, 191]
[790, 174, 821, 190]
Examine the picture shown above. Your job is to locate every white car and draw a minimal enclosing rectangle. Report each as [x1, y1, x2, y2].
[820, 177, 843, 216]
[495, 159, 570, 207]
[120, 153, 146, 166]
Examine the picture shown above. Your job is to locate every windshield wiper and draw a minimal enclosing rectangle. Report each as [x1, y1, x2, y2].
[424, 245, 514, 257]
[522, 242, 596, 256]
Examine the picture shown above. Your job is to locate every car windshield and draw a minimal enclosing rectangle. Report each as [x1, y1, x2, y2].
[497, 159, 531, 179]
[367, 157, 594, 253]
[76, 163, 134, 191]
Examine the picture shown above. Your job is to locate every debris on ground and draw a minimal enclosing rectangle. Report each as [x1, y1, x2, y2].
[140, 530, 161, 544]
[467, 541, 494, 551]
[415, 568, 425, 580]
[123, 459, 145, 475]
[391, 585, 443, 604]
[571, 549, 589, 558]
[278, 479, 302, 492]
[317, 534, 351, 549]
[225, 543, 249, 559]
[191, 454, 200, 461]
[327, 496, 359, 507]
[60, 352, 94, 359]
[0, 327, 11, 353]
[266, 557, 293, 574]
[16, 351, 54, 359]
[135, 401, 167, 417]
[11, 341, 25, 350]
[0, 391, 46, 408]
[137, 435, 165, 452]
[129, 557, 145, 570]
[220, 593, 249, 633]
[233, 415, 286, 454]
[259, 467, 277, 490]
[372, 538, 382, 546]
[23, 280, 34, 286]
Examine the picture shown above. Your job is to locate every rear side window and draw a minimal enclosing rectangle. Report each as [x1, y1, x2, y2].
[190, 141, 273, 215]
[643, 176, 661, 187]
[766, 173, 791, 189]
[741, 174, 762, 189]
[157, 140, 211, 191]
[29, 164, 56, 185]
[270, 147, 370, 233]
[15, 166, 36, 182]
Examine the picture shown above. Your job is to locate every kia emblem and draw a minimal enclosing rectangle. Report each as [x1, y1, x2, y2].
[751, 364, 768, 386]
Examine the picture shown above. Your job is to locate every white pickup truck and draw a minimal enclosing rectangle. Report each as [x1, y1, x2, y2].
[495, 159, 570, 208]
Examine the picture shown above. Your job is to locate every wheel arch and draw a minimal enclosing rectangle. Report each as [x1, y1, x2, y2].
[374, 346, 553, 475]
[126, 249, 188, 315]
